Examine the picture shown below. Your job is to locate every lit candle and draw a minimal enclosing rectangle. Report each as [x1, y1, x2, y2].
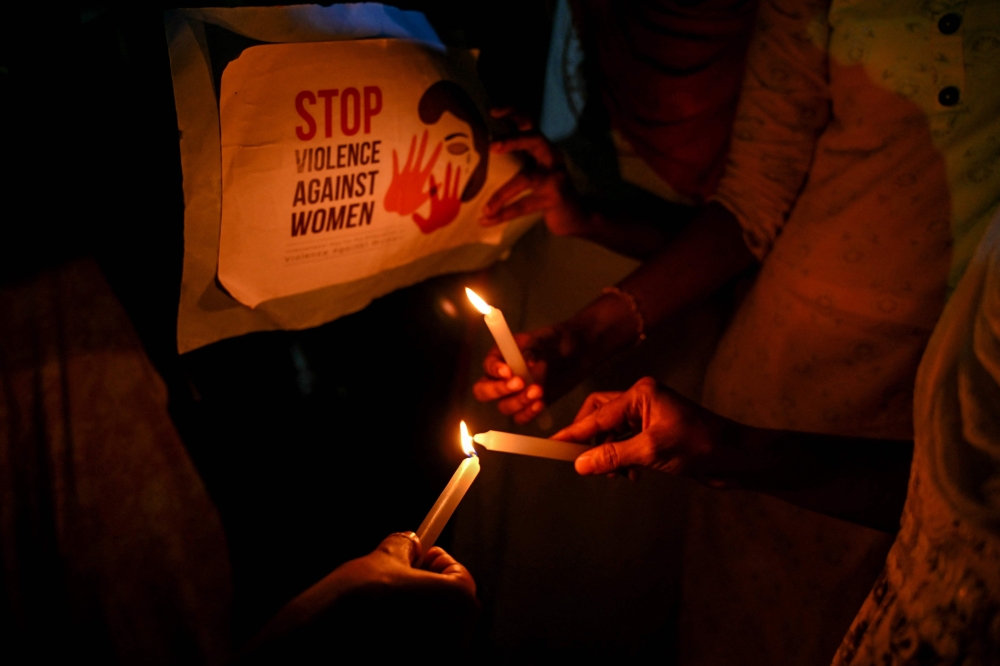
[465, 287, 532, 380]
[416, 421, 481, 552]
[473, 430, 591, 462]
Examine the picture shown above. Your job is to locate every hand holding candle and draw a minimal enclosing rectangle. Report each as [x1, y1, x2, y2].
[249, 532, 477, 660]
[553, 377, 734, 480]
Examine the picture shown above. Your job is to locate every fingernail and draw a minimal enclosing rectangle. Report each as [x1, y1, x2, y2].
[507, 377, 523, 391]
[532, 401, 544, 412]
[526, 385, 542, 400]
[575, 454, 595, 475]
[498, 366, 511, 379]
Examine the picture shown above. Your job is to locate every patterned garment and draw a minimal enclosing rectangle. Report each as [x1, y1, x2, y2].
[680, 2, 1000, 665]
[833, 214, 1000, 665]
[708, 0, 1000, 438]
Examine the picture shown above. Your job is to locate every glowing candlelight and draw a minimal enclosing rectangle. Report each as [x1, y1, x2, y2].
[416, 421, 481, 552]
[473, 430, 591, 462]
[465, 287, 532, 380]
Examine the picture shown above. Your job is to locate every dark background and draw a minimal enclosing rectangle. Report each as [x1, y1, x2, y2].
[0, 1, 559, 648]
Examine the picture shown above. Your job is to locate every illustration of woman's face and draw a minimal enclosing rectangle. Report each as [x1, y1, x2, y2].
[424, 110, 481, 199]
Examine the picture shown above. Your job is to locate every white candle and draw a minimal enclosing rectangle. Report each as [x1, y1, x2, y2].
[416, 422, 481, 551]
[465, 287, 532, 380]
[473, 430, 591, 462]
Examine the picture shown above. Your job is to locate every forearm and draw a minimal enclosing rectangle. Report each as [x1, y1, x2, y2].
[727, 426, 914, 533]
[620, 202, 756, 323]
[562, 202, 756, 368]
[236, 568, 358, 663]
[572, 198, 698, 260]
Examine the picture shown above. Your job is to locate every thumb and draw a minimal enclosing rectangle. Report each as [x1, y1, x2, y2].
[378, 532, 422, 565]
[554, 391, 632, 443]
[574, 435, 647, 475]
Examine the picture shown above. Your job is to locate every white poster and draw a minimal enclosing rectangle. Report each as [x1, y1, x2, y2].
[218, 39, 521, 307]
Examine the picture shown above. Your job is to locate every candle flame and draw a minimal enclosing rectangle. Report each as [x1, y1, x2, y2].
[465, 287, 492, 315]
[460, 421, 476, 456]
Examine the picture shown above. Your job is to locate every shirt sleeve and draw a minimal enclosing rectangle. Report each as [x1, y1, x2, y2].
[922, 212, 1000, 534]
[712, 0, 833, 260]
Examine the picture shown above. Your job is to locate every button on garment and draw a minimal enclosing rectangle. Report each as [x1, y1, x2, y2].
[938, 12, 962, 34]
[682, 1, 1000, 665]
[710, 0, 1000, 437]
[939, 85, 961, 106]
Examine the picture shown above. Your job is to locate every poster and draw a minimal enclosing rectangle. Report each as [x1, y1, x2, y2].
[165, 5, 538, 353]
[219, 40, 521, 306]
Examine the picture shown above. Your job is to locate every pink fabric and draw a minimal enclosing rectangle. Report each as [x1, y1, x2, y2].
[577, 0, 758, 202]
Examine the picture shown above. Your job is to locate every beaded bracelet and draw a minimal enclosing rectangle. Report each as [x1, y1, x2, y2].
[602, 286, 647, 346]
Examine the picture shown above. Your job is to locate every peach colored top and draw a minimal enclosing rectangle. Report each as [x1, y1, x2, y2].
[705, 0, 1000, 438]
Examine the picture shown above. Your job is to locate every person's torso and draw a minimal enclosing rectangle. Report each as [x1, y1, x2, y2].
[704, 0, 1000, 437]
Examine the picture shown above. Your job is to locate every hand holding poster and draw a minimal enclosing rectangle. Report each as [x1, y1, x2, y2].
[219, 40, 522, 307]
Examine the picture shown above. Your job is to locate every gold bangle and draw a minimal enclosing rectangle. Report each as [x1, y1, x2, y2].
[602, 286, 647, 346]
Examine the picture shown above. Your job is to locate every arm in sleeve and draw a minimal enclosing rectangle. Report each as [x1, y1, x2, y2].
[713, 0, 833, 260]
[923, 214, 1000, 533]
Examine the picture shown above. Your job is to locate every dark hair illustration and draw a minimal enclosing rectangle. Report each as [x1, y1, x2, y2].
[417, 80, 489, 202]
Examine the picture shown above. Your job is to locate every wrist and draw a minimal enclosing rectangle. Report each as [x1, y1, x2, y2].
[565, 290, 646, 360]
[547, 203, 599, 238]
[724, 424, 788, 487]
[601, 287, 646, 346]
[686, 413, 774, 488]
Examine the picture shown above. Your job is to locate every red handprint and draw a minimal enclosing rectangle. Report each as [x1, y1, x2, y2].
[413, 163, 462, 234]
[384, 130, 442, 216]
